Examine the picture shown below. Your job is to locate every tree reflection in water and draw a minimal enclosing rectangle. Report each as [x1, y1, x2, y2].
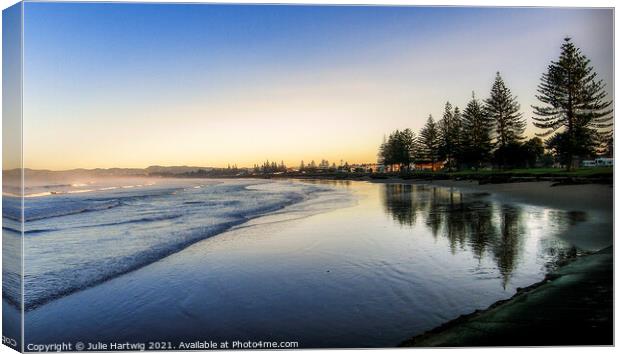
[381, 184, 544, 288]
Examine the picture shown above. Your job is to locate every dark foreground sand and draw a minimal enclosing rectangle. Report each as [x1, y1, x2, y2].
[381, 179, 614, 347]
[401, 246, 613, 347]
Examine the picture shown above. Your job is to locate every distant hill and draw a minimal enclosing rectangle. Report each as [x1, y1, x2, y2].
[145, 166, 213, 175]
[3, 166, 214, 180]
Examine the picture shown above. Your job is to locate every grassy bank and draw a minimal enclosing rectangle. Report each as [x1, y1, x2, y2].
[260, 167, 613, 183]
[380, 167, 613, 182]
[164, 167, 613, 184]
[449, 166, 612, 177]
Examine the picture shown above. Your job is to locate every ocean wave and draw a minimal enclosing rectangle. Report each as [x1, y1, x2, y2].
[67, 189, 97, 194]
[23, 214, 185, 235]
[2, 229, 22, 309]
[24, 199, 123, 222]
[23, 187, 182, 222]
[3, 196, 22, 222]
[23, 182, 158, 198]
[39, 184, 72, 189]
[7, 179, 349, 311]
[2, 226, 23, 234]
[22, 223, 236, 311]
[183, 199, 241, 207]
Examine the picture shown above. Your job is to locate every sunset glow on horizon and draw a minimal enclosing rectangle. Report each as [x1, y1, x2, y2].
[19, 3, 613, 170]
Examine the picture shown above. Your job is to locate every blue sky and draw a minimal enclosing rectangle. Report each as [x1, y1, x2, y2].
[20, 3, 613, 169]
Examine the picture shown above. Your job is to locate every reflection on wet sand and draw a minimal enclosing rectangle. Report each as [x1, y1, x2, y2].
[381, 184, 582, 288]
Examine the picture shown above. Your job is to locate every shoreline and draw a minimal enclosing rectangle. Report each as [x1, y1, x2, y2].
[369, 178, 614, 346]
[367, 179, 613, 252]
[366, 178, 613, 213]
[400, 246, 613, 347]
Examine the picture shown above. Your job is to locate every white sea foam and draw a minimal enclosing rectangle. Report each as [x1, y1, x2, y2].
[5, 179, 351, 311]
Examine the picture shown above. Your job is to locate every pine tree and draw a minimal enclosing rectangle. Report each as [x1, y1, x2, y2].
[452, 106, 462, 165]
[485, 72, 526, 169]
[378, 129, 416, 171]
[399, 128, 416, 171]
[378, 135, 388, 167]
[438, 102, 462, 171]
[532, 37, 613, 170]
[460, 92, 493, 169]
[600, 132, 613, 157]
[605, 134, 613, 157]
[419, 115, 441, 170]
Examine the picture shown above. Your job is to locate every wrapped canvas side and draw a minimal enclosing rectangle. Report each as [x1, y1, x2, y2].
[3, 2, 24, 352]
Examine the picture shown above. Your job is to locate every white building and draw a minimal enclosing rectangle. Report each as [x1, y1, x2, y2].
[595, 157, 614, 166]
[581, 158, 613, 167]
[581, 160, 596, 167]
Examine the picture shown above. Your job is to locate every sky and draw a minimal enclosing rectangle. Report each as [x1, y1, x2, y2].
[18, 3, 614, 170]
[3, 3, 22, 171]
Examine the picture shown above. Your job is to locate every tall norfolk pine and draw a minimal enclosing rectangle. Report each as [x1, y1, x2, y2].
[532, 37, 613, 170]
[460, 93, 493, 169]
[418, 115, 441, 168]
[438, 102, 462, 171]
[485, 72, 526, 168]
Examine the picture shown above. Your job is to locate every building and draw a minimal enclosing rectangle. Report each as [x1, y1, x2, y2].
[595, 157, 614, 166]
[414, 161, 446, 171]
[581, 158, 613, 167]
[581, 160, 596, 167]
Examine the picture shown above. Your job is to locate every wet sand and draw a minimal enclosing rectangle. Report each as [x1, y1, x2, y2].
[386, 180, 614, 347]
[370, 179, 613, 251]
[402, 246, 613, 347]
[370, 179, 613, 212]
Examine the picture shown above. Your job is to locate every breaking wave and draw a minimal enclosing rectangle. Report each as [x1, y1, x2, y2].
[3, 179, 353, 311]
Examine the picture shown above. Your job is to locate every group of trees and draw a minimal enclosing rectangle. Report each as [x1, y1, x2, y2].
[379, 75, 540, 171]
[252, 160, 287, 173]
[378, 129, 417, 171]
[299, 159, 355, 172]
[379, 38, 613, 171]
[249, 159, 356, 174]
[300, 159, 337, 171]
[232, 158, 362, 175]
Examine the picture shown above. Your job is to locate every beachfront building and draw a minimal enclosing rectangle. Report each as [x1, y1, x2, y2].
[374, 164, 389, 173]
[342, 163, 382, 173]
[580, 158, 613, 167]
[414, 161, 446, 171]
[595, 157, 614, 166]
[581, 160, 597, 167]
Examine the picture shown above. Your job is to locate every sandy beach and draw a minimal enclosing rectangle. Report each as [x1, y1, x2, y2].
[369, 179, 613, 212]
[368, 179, 613, 251]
